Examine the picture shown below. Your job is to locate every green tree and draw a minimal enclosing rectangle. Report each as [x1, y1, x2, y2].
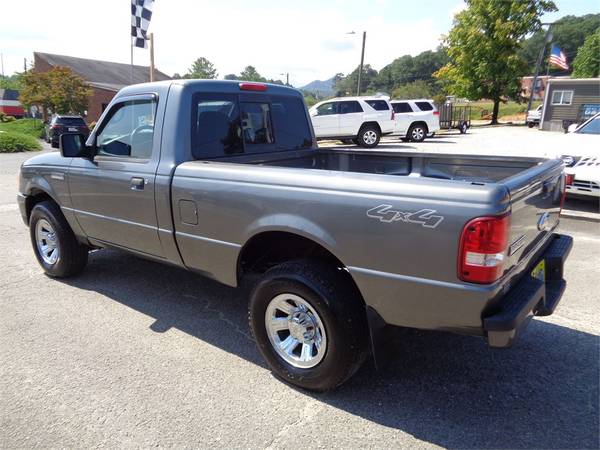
[435, 0, 556, 124]
[239, 66, 266, 82]
[392, 80, 433, 99]
[519, 14, 600, 74]
[224, 73, 240, 80]
[572, 28, 600, 78]
[0, 73, 24, 90]
[334, 64, 378, 96]
[184, 57, 218, 79]
[20, 67, 92, 121]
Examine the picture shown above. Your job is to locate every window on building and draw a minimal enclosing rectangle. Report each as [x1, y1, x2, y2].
[551, 90, 573, 105]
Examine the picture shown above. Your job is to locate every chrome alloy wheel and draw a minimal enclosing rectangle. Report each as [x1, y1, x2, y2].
[265, 293, 327, 368]
[411, 127, 425, 141]
[362, 130, 378, 145]
[35, 218, 59, 265]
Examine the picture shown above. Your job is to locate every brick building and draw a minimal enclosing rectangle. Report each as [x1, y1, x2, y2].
[33, 52, 170, 122]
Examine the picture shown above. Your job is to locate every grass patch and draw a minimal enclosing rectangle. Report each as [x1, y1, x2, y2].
[0, 131, 42, 153]
[0, 118, 45, 139]
[457, 100, 542, 121]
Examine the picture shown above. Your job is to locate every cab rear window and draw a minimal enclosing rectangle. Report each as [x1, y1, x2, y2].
[57, 117, 86, 126]
[191, 93, 311, 159]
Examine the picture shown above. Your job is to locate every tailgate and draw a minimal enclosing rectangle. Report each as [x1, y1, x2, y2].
[501, 159, 564, 271]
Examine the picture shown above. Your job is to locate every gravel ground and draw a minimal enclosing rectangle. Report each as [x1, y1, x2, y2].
[1, 130, 598, 449]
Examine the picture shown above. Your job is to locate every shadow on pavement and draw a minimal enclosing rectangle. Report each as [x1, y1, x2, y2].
[65, 249, 599, 449]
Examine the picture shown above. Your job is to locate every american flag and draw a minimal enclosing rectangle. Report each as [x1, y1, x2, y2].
[549, 44, 569, 71]
[131, 0, 154, 49]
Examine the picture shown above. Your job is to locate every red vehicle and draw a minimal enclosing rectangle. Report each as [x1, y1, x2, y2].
[0, 89, 25, 118]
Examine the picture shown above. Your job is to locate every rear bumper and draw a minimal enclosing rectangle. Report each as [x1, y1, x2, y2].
[484, 233, 573, 348]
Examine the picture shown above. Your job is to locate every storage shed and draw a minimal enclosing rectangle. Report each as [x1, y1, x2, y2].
[540, 78, 600, 132]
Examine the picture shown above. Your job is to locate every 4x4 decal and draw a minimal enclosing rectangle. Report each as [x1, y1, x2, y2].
[366, 205, 444, 229]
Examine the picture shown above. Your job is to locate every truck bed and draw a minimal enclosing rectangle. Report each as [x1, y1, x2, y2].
[251, 149, 541, 184]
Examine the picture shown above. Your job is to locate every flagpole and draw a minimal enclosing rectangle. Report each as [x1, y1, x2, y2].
[149, 33, 155, 82]
[130, 38, 134, 84]
[527, 23, 553, 113]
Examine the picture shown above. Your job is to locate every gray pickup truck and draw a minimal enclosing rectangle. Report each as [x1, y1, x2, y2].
[18, 80, 572, 391]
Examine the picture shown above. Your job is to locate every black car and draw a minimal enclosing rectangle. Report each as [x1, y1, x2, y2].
[45, 115, 90, 148]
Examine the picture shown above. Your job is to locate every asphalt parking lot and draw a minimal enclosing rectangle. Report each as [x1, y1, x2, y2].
[1, 128, 599, 449]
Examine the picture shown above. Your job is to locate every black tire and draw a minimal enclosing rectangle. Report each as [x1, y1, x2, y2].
[527, 122, 535, 128]
[29, 200, 88, 277]
[459, 122, 468, 134]
[408, 123, 427, 142]
[249, 259, 369, 391]
[357, 125, 380, 148]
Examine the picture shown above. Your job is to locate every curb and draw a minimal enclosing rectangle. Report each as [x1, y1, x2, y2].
[560, 209, 600, 223]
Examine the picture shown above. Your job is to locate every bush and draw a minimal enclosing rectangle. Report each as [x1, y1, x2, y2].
[2, 115, 16, 122]
[0, 131, 42, 153]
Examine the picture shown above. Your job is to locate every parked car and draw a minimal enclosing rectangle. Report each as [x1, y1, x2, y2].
[561, 113, 600, 199]
[526, 105, 543, 128]
[390, 99, 440, 142]
[45, 114, 90, 148]
[309, 96, 395, 148]
[19, 80, 572, 391]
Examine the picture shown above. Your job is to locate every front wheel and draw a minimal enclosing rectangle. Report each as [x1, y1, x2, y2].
[459, 122, 468, 134]
[249, 260, 369, 391]
[527, 122, 535, 128]
[29, 201, 88, 277]
[357, 125, 380, 148]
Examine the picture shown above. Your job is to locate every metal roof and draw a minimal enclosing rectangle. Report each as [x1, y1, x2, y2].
[34, 52, 171, 90]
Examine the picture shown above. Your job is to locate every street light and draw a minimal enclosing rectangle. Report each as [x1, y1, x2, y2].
[280, 72, 289, 86]
[347, 31, 366, 96]
[526, 22, 554, 113]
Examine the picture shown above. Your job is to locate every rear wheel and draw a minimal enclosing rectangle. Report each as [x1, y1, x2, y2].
[460, 122, 468, 134]
[249, 260, 369, 391]
[357, 125, 380, 148]
[527, 122, 535, 128]
[408, 123, 427, 142]
[29, 201, 88, 277]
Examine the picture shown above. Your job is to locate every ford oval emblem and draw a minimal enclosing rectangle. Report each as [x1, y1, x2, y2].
[537, 212, 550, 231]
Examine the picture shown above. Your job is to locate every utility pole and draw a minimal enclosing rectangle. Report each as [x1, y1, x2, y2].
[149, 33, 155, 82]
[280, 72, 289, 86]
[23, 57, 27, 72]
[1, 53, 4, 77]
[527, 23, 553, 113]
[357, 31, 366, 96]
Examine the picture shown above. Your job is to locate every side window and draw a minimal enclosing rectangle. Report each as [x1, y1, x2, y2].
[415, 101, 434, 111]
[96, 99, 156, 159]
[191, 93, 243, 158]
[551, 90, 573, 105]
[339, 101, 363, 114]
[578, 117, 600, 134]
[365, 100, 389, 111]
[241, 102, 274, 146]
[392, 102, 413, 113]
[316, 102, 338, 116]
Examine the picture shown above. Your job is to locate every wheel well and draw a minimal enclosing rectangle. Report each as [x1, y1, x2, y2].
[25, 191, 55, 223]
[409, 121, 428, 133]
[359, 121, 382, 134]
[238, 232, 343, 276]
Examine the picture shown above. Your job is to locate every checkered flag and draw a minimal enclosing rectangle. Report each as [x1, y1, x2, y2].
[131, 0, 154, 49]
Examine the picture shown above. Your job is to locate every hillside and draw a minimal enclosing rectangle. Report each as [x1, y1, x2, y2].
[300, 77, 335, 95]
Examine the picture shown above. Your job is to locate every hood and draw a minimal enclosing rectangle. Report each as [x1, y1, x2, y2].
[22, 151, 67, 167]
[570, 156, 600, 182]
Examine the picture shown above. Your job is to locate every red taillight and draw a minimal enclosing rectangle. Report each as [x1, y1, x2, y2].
[565, 173, 574, 186]
[239, 82, 267, 92]
[433, 111, 440, 116]
[458, 214, 511, 284]
[52, 124, 61, 129]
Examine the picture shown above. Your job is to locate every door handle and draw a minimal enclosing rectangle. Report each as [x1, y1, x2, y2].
[130, 177, 146, 190]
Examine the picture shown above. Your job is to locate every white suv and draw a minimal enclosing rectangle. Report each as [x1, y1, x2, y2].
[390, 99, 440, 142]
[309, 97, 395, 148]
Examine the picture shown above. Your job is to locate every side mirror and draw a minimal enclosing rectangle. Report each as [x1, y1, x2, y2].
[59, 133, 91, 158]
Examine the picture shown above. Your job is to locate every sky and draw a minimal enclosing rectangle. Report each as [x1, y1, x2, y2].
[1, 0, 598, 87]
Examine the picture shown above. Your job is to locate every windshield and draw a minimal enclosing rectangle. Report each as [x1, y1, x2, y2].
[576, 116, 600, 135]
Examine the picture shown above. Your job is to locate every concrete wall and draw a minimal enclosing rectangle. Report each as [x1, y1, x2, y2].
[541, 79, 600, 132]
